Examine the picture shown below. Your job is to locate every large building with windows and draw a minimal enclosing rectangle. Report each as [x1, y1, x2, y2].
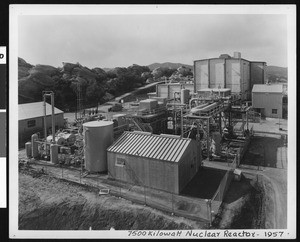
[18, 101, 64, 145]
[252, 84, 284, 118]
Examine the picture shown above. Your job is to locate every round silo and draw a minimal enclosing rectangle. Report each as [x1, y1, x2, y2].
[83, 120, 114, 172]
[31, 134, 39, 158]
[211, 132, 222, 156]
[25, 142, 32, 158]
[181, 89, 190, 104]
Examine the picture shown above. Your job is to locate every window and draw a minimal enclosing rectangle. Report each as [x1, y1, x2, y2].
[115, 158, 126, 167]
[27, 120, 36, 128]
[272, 109, 277, 114]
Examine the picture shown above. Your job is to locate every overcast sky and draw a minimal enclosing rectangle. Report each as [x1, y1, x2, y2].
[18, 12, 288, 69]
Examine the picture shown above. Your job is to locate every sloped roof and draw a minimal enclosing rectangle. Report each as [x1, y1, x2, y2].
[107, 131, 192, 163]
[19, 101, 64, 121]
[252, 84, 283, 93]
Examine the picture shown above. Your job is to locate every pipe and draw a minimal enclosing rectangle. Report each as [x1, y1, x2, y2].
[51, 92, 55, 144]
[43, 94, 47, 153]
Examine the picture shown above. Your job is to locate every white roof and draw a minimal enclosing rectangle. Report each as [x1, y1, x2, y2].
[252, 84, 283, 93]
[19, 102, 64, 121]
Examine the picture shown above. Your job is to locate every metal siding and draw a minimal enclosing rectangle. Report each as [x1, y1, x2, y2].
[194, 60, 209, 91]
[109, 132, 192, 163]
[252, 93, 283, 118]
[226, 59, 241, 93]
[209, 59, 225, 89]
[161, 138, 178, 161]
[141, 136, 160, 157]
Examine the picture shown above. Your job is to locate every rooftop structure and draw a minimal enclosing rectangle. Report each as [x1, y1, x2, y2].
[19, 101, 64, 121]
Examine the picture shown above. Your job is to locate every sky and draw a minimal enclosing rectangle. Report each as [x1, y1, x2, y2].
[17, 9, 289, 69]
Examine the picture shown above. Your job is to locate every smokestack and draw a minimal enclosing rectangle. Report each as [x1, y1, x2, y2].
[233, 52, 241, 58]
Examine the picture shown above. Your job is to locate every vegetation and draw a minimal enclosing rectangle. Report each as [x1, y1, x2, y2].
[18, 58, 193, 112]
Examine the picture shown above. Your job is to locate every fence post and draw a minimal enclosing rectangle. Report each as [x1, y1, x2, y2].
[205, 199, 212, 226]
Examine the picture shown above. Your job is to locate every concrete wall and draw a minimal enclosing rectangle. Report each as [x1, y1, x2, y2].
[209, 59, 225, 89]
[225, 59, 241, 93]
[157, 84, 194, 99]
[107, 152, 180, 193]
[19, 113, 65, 145]
[194, 60, 209, 91]
[252, 92, 283, 118]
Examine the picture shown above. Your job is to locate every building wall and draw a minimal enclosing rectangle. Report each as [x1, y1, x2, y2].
[195, 58, 257, 101]
[178, 141, 198, 192]
[19, 113, 65, 145]
[250, 62, 265, 90]
[107, 152, 180, 193]
[194, 60, 209, 91]
[252, 92, 283, 118]
[225, 59, 241, 93]
[157, 84, 194, 99]
[209, 59, 225, 89]
[241, 59, 251, 100]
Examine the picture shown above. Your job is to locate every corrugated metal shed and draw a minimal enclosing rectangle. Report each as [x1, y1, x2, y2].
[107, 131, 191, 162]
[19, 101, 64, 121]
[252, 84, 283, 93]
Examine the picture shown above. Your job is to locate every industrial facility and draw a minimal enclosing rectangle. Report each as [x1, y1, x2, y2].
[20, 52, 287, 224]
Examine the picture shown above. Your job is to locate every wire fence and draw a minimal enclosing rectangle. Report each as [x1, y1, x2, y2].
[30, 161, 211, 223]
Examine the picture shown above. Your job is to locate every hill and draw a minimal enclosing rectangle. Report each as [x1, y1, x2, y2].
[148, 62, 193, 71]
[265, 66, 287, 83]
[18, 58, 151, 111]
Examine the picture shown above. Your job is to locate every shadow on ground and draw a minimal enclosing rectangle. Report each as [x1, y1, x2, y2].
[180, 167, 226, 199]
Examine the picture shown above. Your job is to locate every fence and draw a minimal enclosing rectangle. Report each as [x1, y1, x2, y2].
[210, 169, 234, 221]
[32, 160, 212, 223]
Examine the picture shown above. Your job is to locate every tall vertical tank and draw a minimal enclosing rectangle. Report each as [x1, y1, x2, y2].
[83, 120, 114, 172]
[181, 89, 190, 104]
[211, 132, 222, 156]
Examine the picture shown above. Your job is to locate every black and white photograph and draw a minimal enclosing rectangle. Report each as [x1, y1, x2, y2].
[9, 4, 296, 239]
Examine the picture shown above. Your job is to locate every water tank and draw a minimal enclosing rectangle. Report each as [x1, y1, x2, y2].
[181, 89, 190, 104]
[25, 142, 32, 158]
[83, 120, 114, 172]
[233, 52, 241, 59]
[211, 132, 222, 156]
[50, 144, 59, 164]
[31, 134, 39, 158]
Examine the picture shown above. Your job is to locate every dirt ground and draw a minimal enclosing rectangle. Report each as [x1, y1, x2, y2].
[19, 167, 204, 230]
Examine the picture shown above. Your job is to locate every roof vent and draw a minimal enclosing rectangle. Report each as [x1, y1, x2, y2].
[219, 54, 231, 59]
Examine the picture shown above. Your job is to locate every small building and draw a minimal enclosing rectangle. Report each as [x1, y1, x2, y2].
[252, 84, 284, 118]
[19, 101, 64, 145]
[107, 131, 200, 194]
[194, 52, 266, 100]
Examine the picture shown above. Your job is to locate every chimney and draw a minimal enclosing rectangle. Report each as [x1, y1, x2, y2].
[233, 52, 241, 58]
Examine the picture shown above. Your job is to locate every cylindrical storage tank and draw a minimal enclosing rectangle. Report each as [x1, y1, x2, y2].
[47, 135, 65, 145]
[50, 144, 59, 164]
[181, 89, 190, 104]
[211, 132, 222, 156]
[31, 134, 39, 158]
[83, 120, 114, 172]
[25, 142, 32, 158]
